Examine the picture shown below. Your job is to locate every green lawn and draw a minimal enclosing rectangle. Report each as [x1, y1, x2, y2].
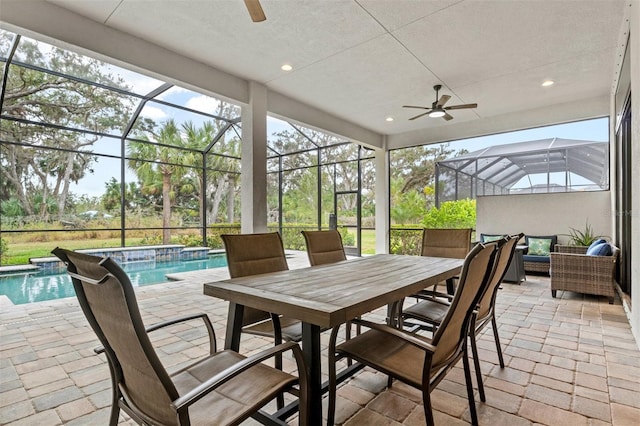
[2, 230, 378, 266]
[1, 238, 143, 266]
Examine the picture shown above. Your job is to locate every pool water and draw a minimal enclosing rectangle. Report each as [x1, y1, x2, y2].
[0, 255, 228, 305]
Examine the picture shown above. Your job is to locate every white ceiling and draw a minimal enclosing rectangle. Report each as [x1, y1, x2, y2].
[2, 0, 628, 142]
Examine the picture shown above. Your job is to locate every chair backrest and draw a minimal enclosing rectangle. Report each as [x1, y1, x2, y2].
[430, 242, 498, 369]
[475, 234, 522, 321]
[421, 228, 472, 259]
[301, 230, 347, 266]
[52, 248, 180, 425]
[221, 232, 289, 325]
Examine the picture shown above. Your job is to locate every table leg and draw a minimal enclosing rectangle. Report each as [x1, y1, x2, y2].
[224, 302, 244, 351]
[302, 322, 322, 422]
[446, 277, 456, 295]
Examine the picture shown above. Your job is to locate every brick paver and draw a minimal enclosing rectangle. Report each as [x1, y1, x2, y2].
[1, 251, 638, 425]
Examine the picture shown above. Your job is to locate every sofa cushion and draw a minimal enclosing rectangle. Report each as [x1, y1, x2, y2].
[523, 254, 550, 263]
[586, 242, 613, 256]
[527, 237, 553, 256]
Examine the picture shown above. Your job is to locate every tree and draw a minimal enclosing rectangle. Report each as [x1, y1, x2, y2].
[127, 120, 199, 243]
[421, 199, 477, 229]
[389, 143, 468, 224]
[0, 32, 136, 220]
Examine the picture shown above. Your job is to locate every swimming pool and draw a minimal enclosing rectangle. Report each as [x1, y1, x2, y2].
[0, 255, 228, 305]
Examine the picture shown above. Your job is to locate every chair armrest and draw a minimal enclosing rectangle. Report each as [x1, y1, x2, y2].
[94, 313, 216, 355]
[350, 318, 437, 353]
[550, 252, 617, 279]
[555, 245, 589, 254]
[172, 341, 307, 411]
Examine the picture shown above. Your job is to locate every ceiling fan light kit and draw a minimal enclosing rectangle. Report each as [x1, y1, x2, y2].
[403, 84, 477, 121]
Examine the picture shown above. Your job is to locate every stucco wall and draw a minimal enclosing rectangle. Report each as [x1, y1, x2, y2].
[476, 191, 613, 244]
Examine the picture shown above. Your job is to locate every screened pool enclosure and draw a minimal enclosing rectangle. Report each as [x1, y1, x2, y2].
[435, 138, 610, 206]
[0, 29, 374, 263]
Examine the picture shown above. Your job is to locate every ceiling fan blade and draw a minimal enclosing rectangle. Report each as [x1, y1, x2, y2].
[445, 103, 478, 110]
[442, 112, 454, 121]
[244, 0, 266, 22]
[402, 105, 429, 109]
[409, 111, 431, 120]
[436, 94, 451, 108]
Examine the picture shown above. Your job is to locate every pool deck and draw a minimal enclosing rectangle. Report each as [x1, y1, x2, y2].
[0, 251, 638, 425]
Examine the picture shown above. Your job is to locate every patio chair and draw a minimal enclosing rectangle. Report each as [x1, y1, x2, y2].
[221, 232, 303, 401]
[401, 233, 522, 401]
[420, 227, 473, 294]
[522, 234, 558, 274]
[327, 242, 499, 426]
[550, 243, 619, 304]
[301, 229, 360, 343]
[301, 229, 347, 266]
[52, 247, 309, 426]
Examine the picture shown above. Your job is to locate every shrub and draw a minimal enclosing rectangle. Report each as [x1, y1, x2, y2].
[140, 234, 162, 245]
[176, 233, 204, 247]
[207, 223, 241, 248]
[421, 199, 476, 229]
[390, 228, 422, 255]
[0, 238, 8, 259]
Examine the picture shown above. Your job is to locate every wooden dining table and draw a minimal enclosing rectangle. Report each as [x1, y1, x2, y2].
[203, 253, 463, 422]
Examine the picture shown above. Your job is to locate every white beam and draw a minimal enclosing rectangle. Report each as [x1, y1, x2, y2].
[386, 95, 610, 149]
[267, 90, 383, 149]
[240, 82, 268, 233]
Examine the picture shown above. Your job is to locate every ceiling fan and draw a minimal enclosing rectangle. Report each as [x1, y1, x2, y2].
[244, 0, 266, 22]
[403, 85, 477, 121]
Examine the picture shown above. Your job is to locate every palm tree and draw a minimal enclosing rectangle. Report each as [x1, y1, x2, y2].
[128, 120, 198, 243]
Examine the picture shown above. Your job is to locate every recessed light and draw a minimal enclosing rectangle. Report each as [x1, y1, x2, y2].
[542, 80, 554, 87]
[385, 117, 394, 122]
[281, 64, 293, 71]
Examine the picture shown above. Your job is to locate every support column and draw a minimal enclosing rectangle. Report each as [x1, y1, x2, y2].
[241, 82, 268, 233]
[375, 144, 389, 253]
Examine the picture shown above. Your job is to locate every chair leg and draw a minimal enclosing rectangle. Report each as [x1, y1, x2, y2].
[491, 315, 505, 368]
[423, 387, 435, 426]
[108, 390, 120, 426]
[469, 331, 486, 403]
[273, 338, 285, 410]
[104, 355, 120, 426]
[462, 346, 479, 426]
[551, 289, 557, 298]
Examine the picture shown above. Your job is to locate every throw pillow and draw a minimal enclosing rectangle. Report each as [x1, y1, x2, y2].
[481, 234, 504, 242]
[528, 238, 552, 256]
[525, 234, 557, 253]
[586, 242, 612, 256]
[587, 238, 607, 251]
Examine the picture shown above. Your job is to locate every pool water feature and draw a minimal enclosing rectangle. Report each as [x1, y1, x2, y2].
[0, 254, 228, 305]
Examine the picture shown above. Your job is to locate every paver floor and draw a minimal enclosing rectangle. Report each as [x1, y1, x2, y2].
[1, 251, 638, 425]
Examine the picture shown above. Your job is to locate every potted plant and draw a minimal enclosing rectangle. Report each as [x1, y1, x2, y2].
[566, 222, 602, 246]
[558, 222, 604, 254]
